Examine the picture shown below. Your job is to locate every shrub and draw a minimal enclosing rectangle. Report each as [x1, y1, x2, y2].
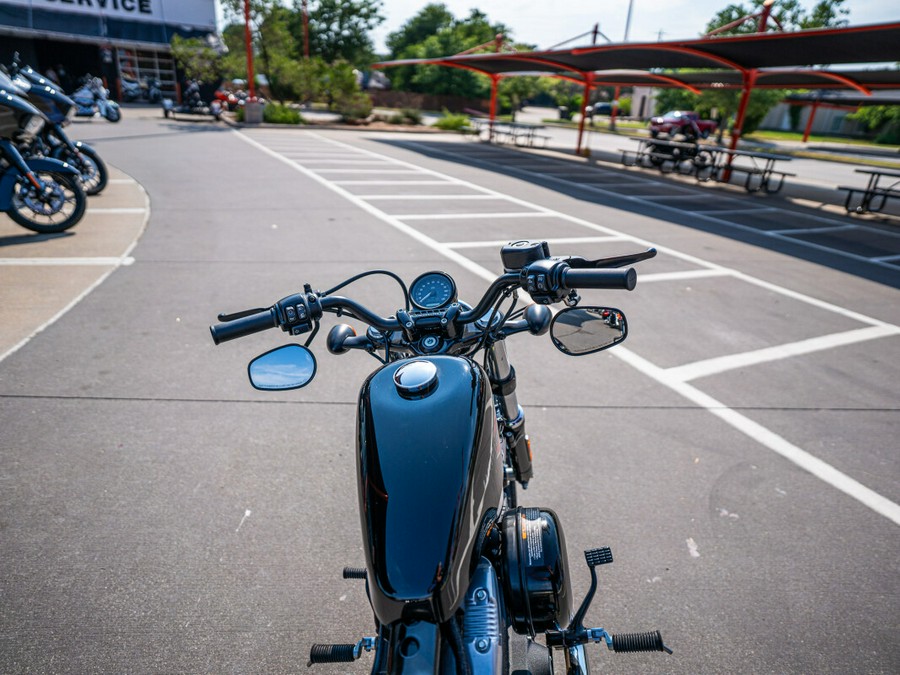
[337, 92, 373, 122]
[434, 109, 470, 131]
[263, 103, 303, 125]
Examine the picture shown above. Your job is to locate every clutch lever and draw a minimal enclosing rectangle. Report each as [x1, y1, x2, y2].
[567, 247, 657, 269]
[217, 308, 269, 322]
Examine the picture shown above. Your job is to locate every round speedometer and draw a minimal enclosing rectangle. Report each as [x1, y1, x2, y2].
[410, 271, 457, 310]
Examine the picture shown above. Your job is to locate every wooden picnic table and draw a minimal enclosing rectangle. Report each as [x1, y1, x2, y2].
[838, 167, 900, 214]
[620, 137, 794, 193]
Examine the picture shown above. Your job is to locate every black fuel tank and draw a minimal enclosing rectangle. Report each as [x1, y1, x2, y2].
[357, 356, 503, 625]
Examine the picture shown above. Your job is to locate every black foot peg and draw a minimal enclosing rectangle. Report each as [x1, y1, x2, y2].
[308, 644, 356, 665]
[342, 566, 366, 579]
[308, 637, 376, 667]
[611, 630, 673, 654]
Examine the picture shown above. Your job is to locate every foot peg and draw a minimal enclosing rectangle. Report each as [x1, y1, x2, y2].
[308, 637, 375, 667]
[546, 547, 672, 657]
[342, 566, 366, 579]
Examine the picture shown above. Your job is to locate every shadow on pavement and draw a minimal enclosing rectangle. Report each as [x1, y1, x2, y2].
[376, 138, 900, 290]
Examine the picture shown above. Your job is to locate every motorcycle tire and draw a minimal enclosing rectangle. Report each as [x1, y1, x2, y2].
[7, 171, 87, 234]
[105, 107, 121, 123]
[53, 144, 108, 196]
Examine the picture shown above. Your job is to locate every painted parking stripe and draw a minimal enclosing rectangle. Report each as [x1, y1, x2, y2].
[0, 256, 135, 266]
[666, 324, 900, 382]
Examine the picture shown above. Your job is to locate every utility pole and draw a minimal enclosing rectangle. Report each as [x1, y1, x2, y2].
[302, 0, 310, 59]
[244, 0, 255, 98]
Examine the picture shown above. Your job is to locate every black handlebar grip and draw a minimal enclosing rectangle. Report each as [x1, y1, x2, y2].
[209, 308, 277, 345]
[308, 644, 357, 664]
[562, 267, 637, 291]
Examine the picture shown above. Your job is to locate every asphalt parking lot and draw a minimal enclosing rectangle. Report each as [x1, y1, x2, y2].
[1, 112, 897, 674]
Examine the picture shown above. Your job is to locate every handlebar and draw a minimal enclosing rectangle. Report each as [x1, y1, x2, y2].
[210, 256, 640, 346]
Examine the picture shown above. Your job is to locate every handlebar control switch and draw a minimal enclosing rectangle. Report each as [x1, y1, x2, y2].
[521, 258, 570, 305]
[275, 293, 314, 336]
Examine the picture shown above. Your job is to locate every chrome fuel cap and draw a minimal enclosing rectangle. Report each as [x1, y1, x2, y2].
[394, 360, 438, 398]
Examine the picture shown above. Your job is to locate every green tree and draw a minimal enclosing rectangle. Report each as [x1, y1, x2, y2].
[384, 8, 510, 99]
[386, 3, 453, 56]
[292, 0, 385, 67]
[848, 106, 900, 144]
[704, 0, 848, 35]
[170, 35, 222, 82]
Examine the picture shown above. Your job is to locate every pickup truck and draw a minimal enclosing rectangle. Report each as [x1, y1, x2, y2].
[648, 110, 717, 139]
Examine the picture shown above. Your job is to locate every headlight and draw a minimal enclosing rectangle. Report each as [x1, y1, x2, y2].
[20, 113, 45, 139]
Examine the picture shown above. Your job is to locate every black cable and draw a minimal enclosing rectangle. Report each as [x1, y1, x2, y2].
[323, 270, 410, 310]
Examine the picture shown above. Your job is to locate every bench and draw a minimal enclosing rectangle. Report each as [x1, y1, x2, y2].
[837, 168, 900, 214]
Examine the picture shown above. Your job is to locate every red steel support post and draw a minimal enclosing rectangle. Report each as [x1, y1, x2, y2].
[724, 69, 757, 181]
[802, 101, 819, 143]
[244, 0, 256, 98]
[489, 74, 499, 143]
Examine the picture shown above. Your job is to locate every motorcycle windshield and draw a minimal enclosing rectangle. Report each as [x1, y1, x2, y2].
[358, 356, 501, 623]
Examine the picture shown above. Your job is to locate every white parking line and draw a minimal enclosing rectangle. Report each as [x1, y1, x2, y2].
[639, 269, 732, 283]
[0, 257, 135, 266]
[358, 194, 503, 201]
[445, 236, 625, 249]
[666, 324, 900, 382]
[86, 207, 147, 214]
[399, 212, 548, 220]
[237, 129, 900, 526]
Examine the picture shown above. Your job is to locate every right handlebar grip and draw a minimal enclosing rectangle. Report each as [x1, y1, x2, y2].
[562, 267, 637, 291]
[209, 308, 277, 345]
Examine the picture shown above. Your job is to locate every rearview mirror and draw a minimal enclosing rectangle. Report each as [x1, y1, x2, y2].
[248, 344, 317, 390]
[550, 306, 627, 356]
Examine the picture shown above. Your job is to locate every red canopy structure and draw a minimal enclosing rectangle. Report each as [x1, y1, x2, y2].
[374, 21, 900, 155]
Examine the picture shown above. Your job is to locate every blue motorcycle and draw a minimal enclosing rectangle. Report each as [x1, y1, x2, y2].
[0, 70, 85, 233]
[10, 59, 108, 195]
[71, 75, 121, 123]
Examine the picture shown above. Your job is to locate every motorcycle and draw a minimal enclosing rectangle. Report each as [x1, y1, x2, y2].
[210, 240, 670, 674]
[162, 79, 222, 121]
[0, 70, 86, 234]
[8, 59, 108, 195]
[71, 76, 121, 123]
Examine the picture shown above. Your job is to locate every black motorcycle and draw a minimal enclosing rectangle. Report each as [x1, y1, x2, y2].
[210, 241, 670, 674]
[9, 58, 108, 195]
[0, 70, 85, 234]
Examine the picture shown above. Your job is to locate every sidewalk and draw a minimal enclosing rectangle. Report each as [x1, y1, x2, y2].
[0, 166, 149, 361]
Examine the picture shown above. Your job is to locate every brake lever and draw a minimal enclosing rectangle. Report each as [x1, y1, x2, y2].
[567, 247, 657, 269]
[217, 308, 269, 322]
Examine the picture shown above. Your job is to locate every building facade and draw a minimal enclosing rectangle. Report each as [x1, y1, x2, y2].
[0, 0, 217, 100]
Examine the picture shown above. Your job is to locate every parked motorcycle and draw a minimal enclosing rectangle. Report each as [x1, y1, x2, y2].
[0, 71, 86, 233]
[8, 60, 108, 195]
[210, 240, 669, 674]
[71, 75, 121, 123]
[162, 79, 222, 121]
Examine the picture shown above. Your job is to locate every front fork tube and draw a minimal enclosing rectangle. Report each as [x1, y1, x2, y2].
[0, 139, 44, 191]
[485, 340, 533, 486]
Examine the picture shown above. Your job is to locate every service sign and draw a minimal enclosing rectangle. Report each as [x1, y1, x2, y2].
[2, 0, 216, 29]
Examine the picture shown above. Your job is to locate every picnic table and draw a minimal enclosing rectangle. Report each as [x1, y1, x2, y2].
[838, 168, 900, 214]
[467, 118, 550, 148]
[620, 137, 794, 193]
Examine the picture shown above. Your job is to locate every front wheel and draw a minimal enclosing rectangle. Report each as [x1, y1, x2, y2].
[105, 105, 121, 123]
[55, 144, 108, 195]
[7, 171, 87, 234]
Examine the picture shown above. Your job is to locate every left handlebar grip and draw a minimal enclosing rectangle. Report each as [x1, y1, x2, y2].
[210, 308, 277, 345]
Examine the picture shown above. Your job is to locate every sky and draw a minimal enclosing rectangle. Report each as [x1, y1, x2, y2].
[368, 0, 898, 52]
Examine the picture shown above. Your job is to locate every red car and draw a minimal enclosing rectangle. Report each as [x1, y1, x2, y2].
[649, 110, 717, 139]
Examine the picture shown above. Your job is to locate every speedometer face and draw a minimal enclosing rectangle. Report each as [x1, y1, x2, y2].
[410, 272, 457, 310]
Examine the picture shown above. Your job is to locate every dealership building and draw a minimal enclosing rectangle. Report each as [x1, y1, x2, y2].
[0, 0, 217, 100]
